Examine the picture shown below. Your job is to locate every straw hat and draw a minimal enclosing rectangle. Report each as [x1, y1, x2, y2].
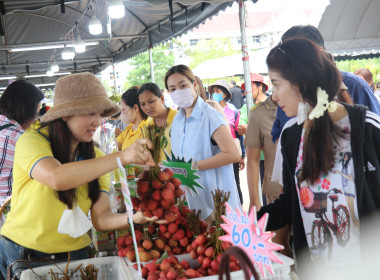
[208, 80, 232, 101]
[41, 73, 120, 123]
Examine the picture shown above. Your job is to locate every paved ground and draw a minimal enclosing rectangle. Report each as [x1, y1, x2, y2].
[238, 163, 264, 212]
[239, 165, 251, 212]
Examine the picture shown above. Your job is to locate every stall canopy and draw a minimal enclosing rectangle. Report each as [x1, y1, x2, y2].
[318, 0, 380, 60]
[0, 0, 235, 88]
[193, 48, 270, 79]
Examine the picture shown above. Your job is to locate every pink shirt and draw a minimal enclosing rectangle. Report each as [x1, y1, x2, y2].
[0, 115, 24, 204]
[223, 103, 240, 138]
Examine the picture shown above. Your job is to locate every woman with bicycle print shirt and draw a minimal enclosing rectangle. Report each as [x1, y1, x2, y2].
[257, 38, 380, 278]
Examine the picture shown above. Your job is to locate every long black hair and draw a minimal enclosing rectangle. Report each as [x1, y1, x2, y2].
[267, 37, 344, 184]
[0, 79, 44, 126]
[122, 86, 148, 120]
[46, 119, 100, 209]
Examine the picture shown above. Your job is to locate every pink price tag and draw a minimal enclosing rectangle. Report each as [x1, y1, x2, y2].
[219, 204, 284, 278]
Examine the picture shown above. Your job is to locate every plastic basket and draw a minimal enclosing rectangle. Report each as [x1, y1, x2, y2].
[20, 256, 136, 280]
[129, 252, 293, 280]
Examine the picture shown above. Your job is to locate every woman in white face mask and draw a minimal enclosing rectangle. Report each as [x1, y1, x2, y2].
[164, 65, 242, 223]
[117, 86, 148, 151]
[137, 83, 178, 162]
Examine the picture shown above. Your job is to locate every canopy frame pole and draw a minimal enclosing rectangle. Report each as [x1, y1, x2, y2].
[112, 59, 117, 95]
[148, 33, 155, 83]
[239, 0, 253, 111]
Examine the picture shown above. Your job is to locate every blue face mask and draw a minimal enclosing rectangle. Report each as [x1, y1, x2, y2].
[212, 93, 224, 102]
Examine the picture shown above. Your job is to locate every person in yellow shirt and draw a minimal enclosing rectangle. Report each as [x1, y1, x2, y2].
[0, 73, 156, 279]
[117, 86, 148, 151]
[137, 83, 177, 161]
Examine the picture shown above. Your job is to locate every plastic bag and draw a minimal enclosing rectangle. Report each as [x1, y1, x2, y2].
[58, 206, 92, 238]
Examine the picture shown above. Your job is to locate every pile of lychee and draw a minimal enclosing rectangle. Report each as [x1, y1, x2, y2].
[133, 256, 198, 280]
[188, 229, 240, 277]
[116, 168, 208, 262]
[132, 168, 184, 222]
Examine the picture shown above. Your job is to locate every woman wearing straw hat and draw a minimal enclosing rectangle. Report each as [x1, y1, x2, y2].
[0, 73, 155, 279]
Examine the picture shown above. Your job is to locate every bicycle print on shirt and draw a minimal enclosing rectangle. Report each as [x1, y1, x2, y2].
[294, 116, 361, 266]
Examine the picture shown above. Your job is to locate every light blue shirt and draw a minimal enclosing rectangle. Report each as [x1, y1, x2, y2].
[171, 97, 241, 220]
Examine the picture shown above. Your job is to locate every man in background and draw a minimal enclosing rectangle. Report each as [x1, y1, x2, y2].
[229, 80, 244, 109]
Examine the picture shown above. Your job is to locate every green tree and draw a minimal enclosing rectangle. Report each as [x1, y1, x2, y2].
[124, 42, 176, 89]
[188, 37, 239, 69]
[102, 80, 121, 104]
[336, 57, 380, 84]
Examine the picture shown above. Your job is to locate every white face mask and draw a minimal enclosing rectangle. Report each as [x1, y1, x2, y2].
[170, 88, 195, 108]
[120, 107, 135, 124]
[58, 205, 92, 238]
[297, 98, 310, 125]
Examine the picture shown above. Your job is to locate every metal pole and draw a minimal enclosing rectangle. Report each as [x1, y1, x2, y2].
[239, 0, 253, 111]
[149, 46, 155, 83]
[147, 33, 155, 83]
[112, 60, 117, 95]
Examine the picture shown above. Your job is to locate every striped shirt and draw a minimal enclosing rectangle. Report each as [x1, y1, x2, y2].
[0, 115, 24, 204]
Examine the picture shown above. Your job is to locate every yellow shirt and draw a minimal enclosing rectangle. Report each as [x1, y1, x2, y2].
[145, 108, 177, 162]
[116, 119, 147, 150]
[1, 127, 110, 253]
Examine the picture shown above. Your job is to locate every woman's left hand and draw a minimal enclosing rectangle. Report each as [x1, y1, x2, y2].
[239, 157, 246, 170]
[132, 211, 159, 224]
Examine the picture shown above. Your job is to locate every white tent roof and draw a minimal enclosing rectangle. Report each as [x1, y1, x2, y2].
[0, 0, 235, 88]
[318, 0, 380, 59]
[193, 48, 270, 79]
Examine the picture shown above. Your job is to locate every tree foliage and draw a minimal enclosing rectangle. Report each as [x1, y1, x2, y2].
[336, 57, 380, 84]
[188, 37, 239, 69]
[102, 80, 121, 103]
[124, 42, 176, 90]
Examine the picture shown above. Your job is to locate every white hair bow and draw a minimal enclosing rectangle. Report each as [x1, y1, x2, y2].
[309, 87, 337, 120]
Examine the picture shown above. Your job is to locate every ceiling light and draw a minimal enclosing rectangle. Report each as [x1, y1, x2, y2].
[51, 63, 59, 72]
[10, 42, 98, 53]
[107, 22, 112, 36]
[109, 0, 125, 19]
[10, 45, 63, 52]
[61, 47, 75, 60]
[75, 38, 86, 53]
[89, 16, 102, 35]
[36, 83, 55, 87]
[25, 72, 71, 79]
[0, 76, 17, 81]
[47, 70, 54, 77]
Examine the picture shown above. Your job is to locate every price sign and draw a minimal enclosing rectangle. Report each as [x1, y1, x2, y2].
[162, 151, 204, 195]
[219, 204, 283, 277]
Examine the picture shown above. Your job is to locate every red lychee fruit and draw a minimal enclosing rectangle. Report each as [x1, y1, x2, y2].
[162, 188, 174, 200]
[171, 178, 181, 188]
[175, 188, 184, 197]
[168, 223, 178, 234]
[164, 182, 175, 192]
[152, 179, 163, 190]
[152, 207, 163, 218]
[152, 190, 161, 201]
[163, 168, 174, 179]
[158, 171, 171, 182]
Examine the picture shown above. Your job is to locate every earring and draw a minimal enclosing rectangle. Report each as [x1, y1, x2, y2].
[297, 99, 310, 125]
